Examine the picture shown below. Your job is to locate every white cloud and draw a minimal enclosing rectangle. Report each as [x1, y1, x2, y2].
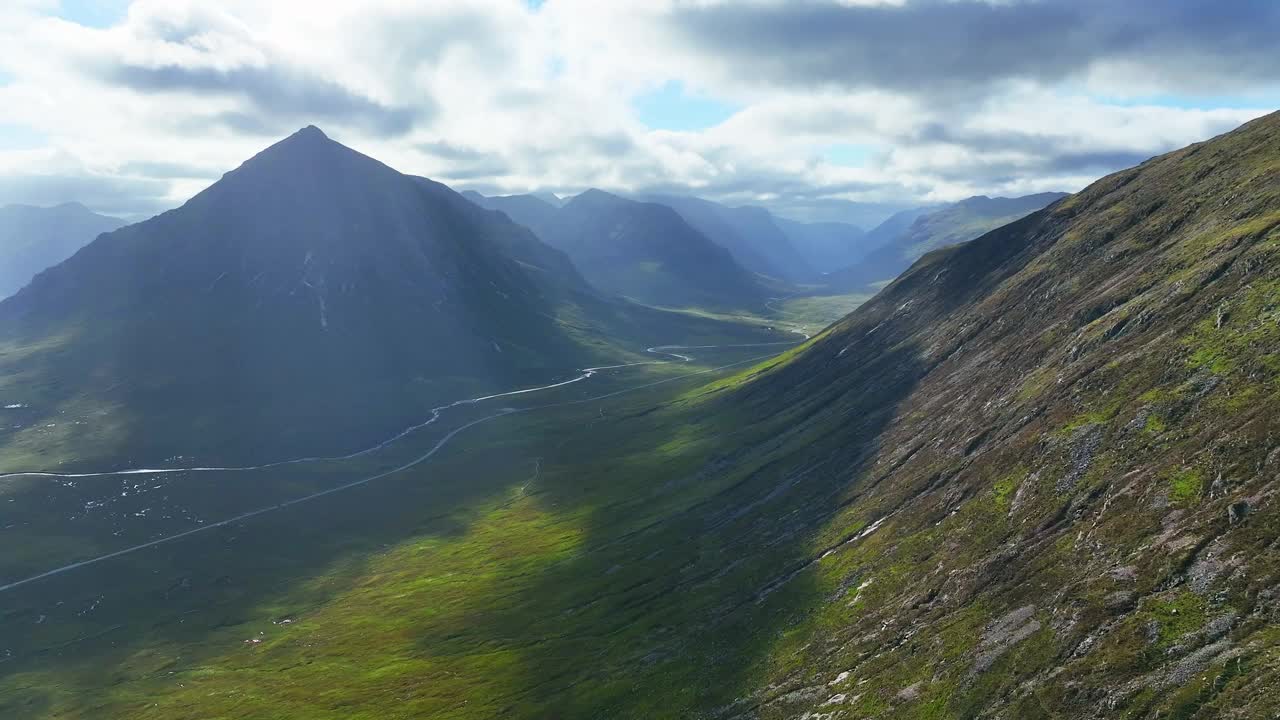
[0, 0, 1274, 221]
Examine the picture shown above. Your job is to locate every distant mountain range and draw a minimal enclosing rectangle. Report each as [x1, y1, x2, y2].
[467, 188, 1066, 296]
[468, 189, 880, 285]
[0, 202, 125, 299]
[467, 189, 772, 310]
[775, 198, 919, 229]
[773, 217, 872, 275]
[824, 192, 1068, 291]
[639, 194, 814, 282]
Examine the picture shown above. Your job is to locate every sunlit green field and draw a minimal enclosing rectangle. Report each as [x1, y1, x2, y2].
[770, 292, 873, 335]
[0, 339, 838, 719]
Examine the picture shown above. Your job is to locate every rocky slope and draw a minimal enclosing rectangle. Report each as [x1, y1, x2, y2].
[696, 108, 1280, 718]
[0, 202, 125, 299]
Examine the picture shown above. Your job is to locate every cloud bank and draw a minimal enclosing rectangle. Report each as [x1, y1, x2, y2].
[0, 0, 1274, 221]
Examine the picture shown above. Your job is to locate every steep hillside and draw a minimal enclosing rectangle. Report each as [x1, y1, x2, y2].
[685, 109, 1280, 718]
[827, 193, 1065, 290]
[0, 203, 125, 299]
[643, 194, 814, 282]
[774, 217, 869, 272]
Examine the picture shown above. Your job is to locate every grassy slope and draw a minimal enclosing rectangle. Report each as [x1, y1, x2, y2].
[685, 111, 1280, 719]
[0, 341, 822, 719]
[769, 292, 872, 336]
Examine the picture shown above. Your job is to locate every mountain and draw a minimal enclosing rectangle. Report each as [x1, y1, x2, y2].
[773, 217, 869, 272]
[0, 202, 125, 299]
[463, 191, 561, 236]
[641, 194, 815, 282]
[896, 192, 1069, 259]
[531, 191, 565, 208]
[826, 193, 1065, 290]
[863, 204, 941, 249]
[0, 128, 764, 468]
[475, 188, 770, 310]
[780, 199, 920, 229]
[814, 203, 941, 289]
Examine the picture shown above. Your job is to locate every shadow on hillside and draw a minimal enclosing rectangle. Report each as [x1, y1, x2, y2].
[0, 337, 924, 719]
[408, 341, 928, 717]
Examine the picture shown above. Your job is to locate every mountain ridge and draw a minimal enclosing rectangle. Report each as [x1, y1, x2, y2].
[640, 193, 815, 282]
[0, 201, 125, 299]
[469, 188, 772, 310]
[824, 191, 1066, 290]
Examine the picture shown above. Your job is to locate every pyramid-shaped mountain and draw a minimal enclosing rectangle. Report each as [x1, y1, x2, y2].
[0, 128, 610, 465]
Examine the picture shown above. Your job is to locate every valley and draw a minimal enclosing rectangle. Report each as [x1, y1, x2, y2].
[1, 4, 1278, 715]
[0, 336, 811, 719]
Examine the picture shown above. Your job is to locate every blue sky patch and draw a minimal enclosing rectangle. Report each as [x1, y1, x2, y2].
[822, 143, 876, 167]
[633, 81, 740, 132]
[0, 123, 48, 151]
[56, 0, 130, 28]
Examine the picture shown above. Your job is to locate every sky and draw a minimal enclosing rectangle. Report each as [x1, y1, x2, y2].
[0, 0, 1276, 223]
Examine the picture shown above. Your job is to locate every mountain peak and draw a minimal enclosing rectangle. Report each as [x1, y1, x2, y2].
[53, 201, 92, 214]
[257, 125, 337, 158]
[293, 125, 329, 141]
[572, 188, 620, 203]
[207, 124, 398, 198]
[563, 188, 629, 213]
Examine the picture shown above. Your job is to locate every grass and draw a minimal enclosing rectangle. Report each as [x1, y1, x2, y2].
[0, 340, 836, 719]
[1168, 467, 1204, 506]
[769, 292, 872, 335]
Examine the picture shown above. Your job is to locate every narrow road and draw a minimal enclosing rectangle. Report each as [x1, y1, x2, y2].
[0, 341, 797, 594]
[0, 345, 782, 482]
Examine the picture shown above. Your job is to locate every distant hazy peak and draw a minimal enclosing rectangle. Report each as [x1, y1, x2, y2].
[567, 188, 622, 205]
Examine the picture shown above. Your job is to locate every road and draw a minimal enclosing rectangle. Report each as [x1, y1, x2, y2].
[0, 341, 798, 594]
